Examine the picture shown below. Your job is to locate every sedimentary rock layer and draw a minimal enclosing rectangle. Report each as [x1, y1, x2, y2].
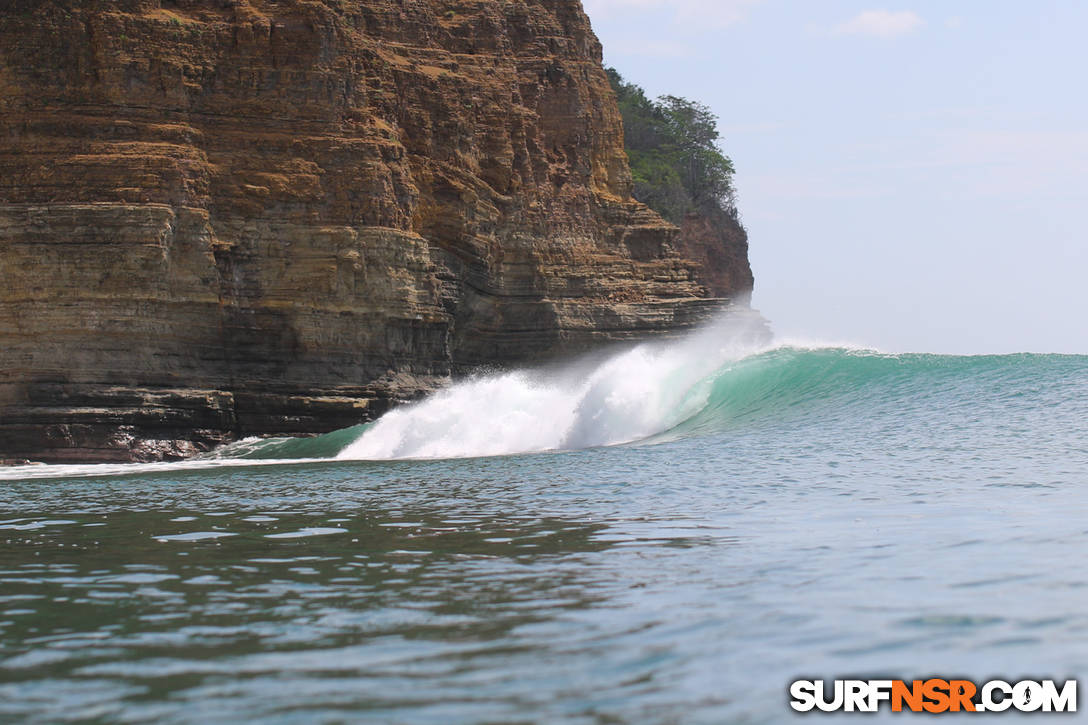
[0, 0, 753, 462]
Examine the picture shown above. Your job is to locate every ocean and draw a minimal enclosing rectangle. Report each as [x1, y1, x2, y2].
[2, 313, 1086, 723]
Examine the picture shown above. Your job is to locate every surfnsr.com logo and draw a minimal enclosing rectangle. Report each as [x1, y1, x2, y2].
[790, 679, 1077, 713]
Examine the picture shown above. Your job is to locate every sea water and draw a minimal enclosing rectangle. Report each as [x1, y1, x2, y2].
[1, 314, 1087, 723]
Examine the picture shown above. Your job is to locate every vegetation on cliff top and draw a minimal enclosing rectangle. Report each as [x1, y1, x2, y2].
[606, 68, 738, 224]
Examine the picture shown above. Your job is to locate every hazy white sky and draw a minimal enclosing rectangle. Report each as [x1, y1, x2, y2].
[583, 0, 1088, 353]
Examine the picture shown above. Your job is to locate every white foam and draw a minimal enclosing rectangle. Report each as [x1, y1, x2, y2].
[336, 307, 773, 461]
[265, 527, 348, 539]
[0, 457, 318, 482]
[154, 531, 238, 542]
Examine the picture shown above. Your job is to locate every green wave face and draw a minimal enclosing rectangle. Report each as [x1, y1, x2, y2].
[202, 347, 1086, 462]
[202, 424, 372, 460]
[659, 348, 1084, 442]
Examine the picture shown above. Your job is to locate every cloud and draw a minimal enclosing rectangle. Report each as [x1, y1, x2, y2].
[582, 0, 763, 29]
[833, 10, 924, 37]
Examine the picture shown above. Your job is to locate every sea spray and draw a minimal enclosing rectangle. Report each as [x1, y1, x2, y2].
[335, 308, 772, 460]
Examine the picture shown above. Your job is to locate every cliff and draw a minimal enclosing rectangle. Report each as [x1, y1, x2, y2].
[0, 0, 754, 463]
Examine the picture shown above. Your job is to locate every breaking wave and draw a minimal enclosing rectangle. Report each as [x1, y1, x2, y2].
[205, 312, 1075, 462]
[4, 307, 1082, 480]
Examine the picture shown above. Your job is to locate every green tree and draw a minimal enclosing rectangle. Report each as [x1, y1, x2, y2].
[606, 68, 737, 223]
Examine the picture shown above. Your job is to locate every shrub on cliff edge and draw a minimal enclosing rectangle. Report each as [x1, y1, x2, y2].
[606, 67, 738, 224]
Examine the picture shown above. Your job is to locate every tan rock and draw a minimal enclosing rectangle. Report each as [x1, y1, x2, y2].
[0, 0, 753, 462]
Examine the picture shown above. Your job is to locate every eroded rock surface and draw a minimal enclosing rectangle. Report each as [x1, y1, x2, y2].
[0, 0, 753, 462]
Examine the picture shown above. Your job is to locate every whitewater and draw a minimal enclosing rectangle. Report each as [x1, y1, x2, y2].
[339, 308, 775, 460]
[2, 310, 1087, 723]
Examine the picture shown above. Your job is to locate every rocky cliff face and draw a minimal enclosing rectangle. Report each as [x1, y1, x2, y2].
[0, 0, 754, 463]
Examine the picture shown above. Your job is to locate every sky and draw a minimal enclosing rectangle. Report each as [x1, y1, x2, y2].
[581, 0, 1088, 353]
